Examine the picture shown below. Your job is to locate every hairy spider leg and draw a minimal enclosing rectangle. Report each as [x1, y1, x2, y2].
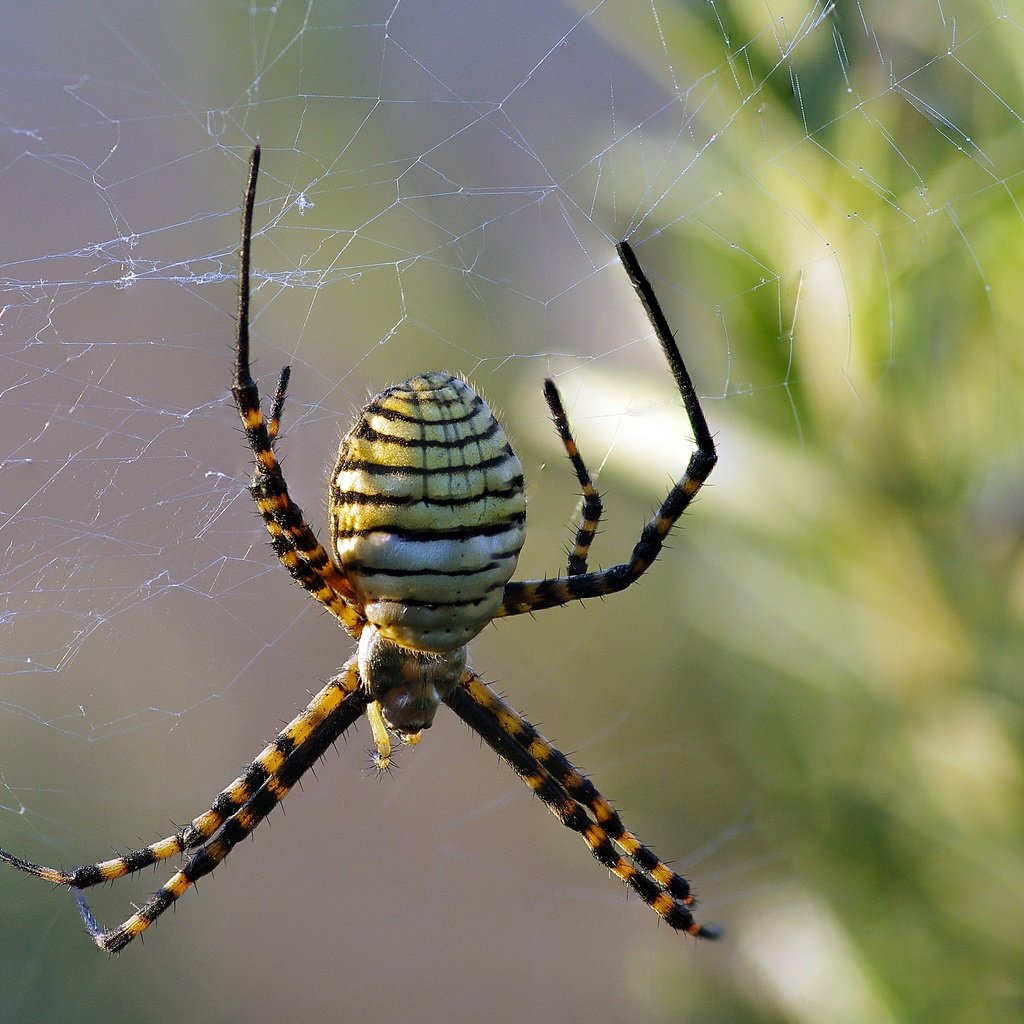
[541, 378, 604, 576]
[498, 239, 717, 616]
[0, 665, 367, 948]
[445, 672, 719, 938]
[37, 663, 368, 952]
[232, 143, 364, 635]
[89, 668, 367, 952]
[0, 661, 365, 893]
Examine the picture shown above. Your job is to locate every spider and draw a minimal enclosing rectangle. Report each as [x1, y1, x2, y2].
[0, 144, 719, 952]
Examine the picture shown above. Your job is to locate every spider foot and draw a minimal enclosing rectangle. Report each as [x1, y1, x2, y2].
[367, 747, 396, 776]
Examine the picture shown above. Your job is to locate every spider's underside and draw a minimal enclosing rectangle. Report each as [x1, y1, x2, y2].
[0, 144, 719, 952]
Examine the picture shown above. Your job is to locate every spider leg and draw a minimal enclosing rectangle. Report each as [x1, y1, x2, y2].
[542, 378, 603, 576]
[2, 658, 365, 888]
[0, 660, 369, 952]
[366, 700, 394, 772]
[232, 144, 364, 634]
[499, 240, 717, 616]
[445, 671, 718, 938]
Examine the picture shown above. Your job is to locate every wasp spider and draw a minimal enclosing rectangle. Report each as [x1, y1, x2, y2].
[0, 145, 719, 952]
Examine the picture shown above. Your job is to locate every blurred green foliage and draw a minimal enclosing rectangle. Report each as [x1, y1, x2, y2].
[585, 1, 1024, 1021]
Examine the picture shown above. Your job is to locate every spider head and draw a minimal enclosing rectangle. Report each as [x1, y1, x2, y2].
[358, 625, 467, 735]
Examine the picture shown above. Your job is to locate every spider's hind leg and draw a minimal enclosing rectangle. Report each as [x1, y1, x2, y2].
[445, 670, 718, 939]
[0, 660, 369, 952]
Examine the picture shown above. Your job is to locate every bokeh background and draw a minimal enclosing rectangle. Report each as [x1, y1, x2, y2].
[1, 1, 1021, 1021]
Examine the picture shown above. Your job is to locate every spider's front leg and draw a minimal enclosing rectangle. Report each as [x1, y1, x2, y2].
[231, 144, 363, 633]
[542, 378, 603, 576]
[499, 240, 717, 616]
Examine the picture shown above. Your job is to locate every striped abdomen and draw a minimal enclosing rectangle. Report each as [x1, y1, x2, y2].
[331, 372, 526, 652]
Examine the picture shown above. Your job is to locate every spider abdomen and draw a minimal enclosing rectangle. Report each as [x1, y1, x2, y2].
[331, 372, 526, 652]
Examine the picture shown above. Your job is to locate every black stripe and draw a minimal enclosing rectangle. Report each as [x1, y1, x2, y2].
[70, 864, 105, 887]
[121, 848, 162, 874]
[346, 553, 517, 578]
[350, 416, 503, 450]
[367, 392, 484, 425]
[334, 517, 525, 542]
[138, 885, 175, 923]
[333, 478, 524, 508]
[336, 450, 518, 475]
[273, 733, 297, 758]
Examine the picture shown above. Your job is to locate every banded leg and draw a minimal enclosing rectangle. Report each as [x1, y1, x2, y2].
[542, 378, 603, 576]
[445, 671, 718, 938]
[499, 239, 717, 616]
[0, 661, 368, 952]
[232, 143, 364, 634]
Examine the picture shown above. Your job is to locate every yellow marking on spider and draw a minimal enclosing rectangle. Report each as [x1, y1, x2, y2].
[29, 865, 68, 884]
[273, 545, 361, 626]
[282, 717, 316, 749]
[494, 706, 525, 738]
[114, 917, 148, 945]
[95, 859, 130, 881]
[614, 861, 639, 884]
[652, 891, 678, 917]
[650, 862, 678, 888]
[192, 810, 224, 835]
[249, 435, 279, 459]
[239, 407, 265, 431]
[264, 777, 289, 800]
[257, 492, 287, 515]
[527, 737, 580, 785]
[226, 777, 258, 803]
[367, 701, 393, 772]
[150, 837, 184, 860]
[167, 872, 191, 898]
[235, 807, 261, 832]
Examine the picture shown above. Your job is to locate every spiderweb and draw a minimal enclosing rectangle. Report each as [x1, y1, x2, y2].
[1, 2, 1021, 1022]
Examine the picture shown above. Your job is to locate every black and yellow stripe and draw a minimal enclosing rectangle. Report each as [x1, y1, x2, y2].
[331, 373, 527, 651]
